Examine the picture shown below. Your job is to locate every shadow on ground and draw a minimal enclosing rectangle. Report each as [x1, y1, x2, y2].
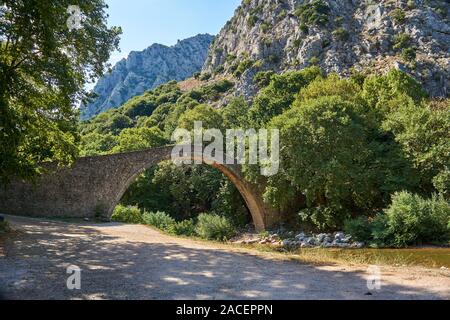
[0, 217, 447, 300]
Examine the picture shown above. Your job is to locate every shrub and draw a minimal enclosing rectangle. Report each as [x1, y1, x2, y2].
[253, 71, 275, 87]
[344, 217, 372, 242]
[299, 206, 349, 232]
[299, 23, 309, 34]
[260, 22, 270, 33]
[370, 213, 391, 247]
[332, 27, 349, 41]
[0, 220, 10, 233]
[295, 0, 330, 26]
[407, 0, 415, 9]
[143, 211, 175, 230]
[206, 79, 234, 94]
[199, 73, 211, 81]
[393, 33, 411, 51]
[168, 219, 196, 236]
[267, 54, 281, 64]
[214, 65, 225, 74]
[382, 192, 450, 247]
[195, 213, 237, 241]
[247, 15, 258, 27]
[234, 59, 254, 78]
[309, 56, 319, 65]
[111, 205, 143, 224]
[391, 8, 406, 24]
[401, 47, 416, 62]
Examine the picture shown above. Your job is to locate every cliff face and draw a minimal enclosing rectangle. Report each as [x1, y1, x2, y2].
[80, 34, 214, 120]
[202, 0, 449, 98]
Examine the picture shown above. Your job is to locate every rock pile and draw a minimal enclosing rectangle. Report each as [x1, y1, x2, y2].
[232, 231, 365, 249]
[282, 232, 365, 249]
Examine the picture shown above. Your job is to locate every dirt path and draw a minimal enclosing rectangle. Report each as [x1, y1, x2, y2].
[0, 215, 449, 300]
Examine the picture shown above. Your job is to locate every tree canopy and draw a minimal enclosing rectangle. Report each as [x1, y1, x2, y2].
[0, 0, 121, 182]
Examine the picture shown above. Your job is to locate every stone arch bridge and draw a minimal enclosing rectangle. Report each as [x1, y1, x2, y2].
[0, 146, 279, 231]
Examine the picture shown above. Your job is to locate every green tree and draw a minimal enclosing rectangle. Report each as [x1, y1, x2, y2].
[297, 73, 361, 103]
[112, 127, 167, 153]
[0, 0, 121, 183]
[177, 104, 224, 131]
[382, 99, 450, 195]
[248, 67, 322, 126]
[266, 96, 414, 229]
[362, 69, 427, 114]
[80, 132, 117, 156]
[150, 161, 225, 220]
[221, 97, 250, 129]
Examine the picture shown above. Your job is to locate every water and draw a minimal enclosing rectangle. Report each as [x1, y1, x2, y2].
[298, 248, 450, 268]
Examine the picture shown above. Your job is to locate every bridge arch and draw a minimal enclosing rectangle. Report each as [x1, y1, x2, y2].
[111, 147, 267, 230]
[0, 146, 278, 231]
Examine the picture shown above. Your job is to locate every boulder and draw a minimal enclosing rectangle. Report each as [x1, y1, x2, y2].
[295, 232, 306, 241]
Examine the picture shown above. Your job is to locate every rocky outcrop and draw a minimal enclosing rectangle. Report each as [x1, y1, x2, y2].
[80, 34, 214, 120]
[203, 0, 449, 98]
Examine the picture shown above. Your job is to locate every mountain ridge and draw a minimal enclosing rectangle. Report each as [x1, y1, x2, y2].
[80, 33, 215, 120]
[202, 0, 449, 99]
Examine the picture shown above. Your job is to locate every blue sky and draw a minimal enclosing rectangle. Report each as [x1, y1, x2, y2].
[105, 0, 241, 65]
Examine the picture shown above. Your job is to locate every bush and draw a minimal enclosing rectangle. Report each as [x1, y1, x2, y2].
[168, 219, 196, 236]
[247, 15, 258, 27]
[332, 27, 349, 41]
[143, 211, 175, 230]
[370, 213, 391, 247]
[195, 213, 237, 241]
[111, 205, 143, 224]
[345, 193, 450, 248]
[234, 59, 254, 78]
[299, 23, 309, 34]
[253, 71, 275, 87]
[0, 220, 10, 233]
[382, 192, 450, 247]
[401, 47, 416, 62]
[344, 217, 372, 242]
[199, 73, 211, 81]
[299, 206, 349, 232]
[309, 56, 319, 65]
[391, 8, 406, 24]
[295, 0, 330, 26]
[393, 33, 411, 51]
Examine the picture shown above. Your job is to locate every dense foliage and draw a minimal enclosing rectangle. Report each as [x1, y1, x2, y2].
[345, 192, 450, 247]
[111, 205, 143, 224]
[0, 0, 121, 183]
[80, 66, 449, 246]
[195, 213, 237, 241]
[143, 211, 176, 231]
[131, 208, 236, 241]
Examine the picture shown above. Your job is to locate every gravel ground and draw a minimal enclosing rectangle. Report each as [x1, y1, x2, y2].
[0, 215, 449, 300]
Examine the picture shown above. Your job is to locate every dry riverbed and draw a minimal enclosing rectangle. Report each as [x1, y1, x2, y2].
[0, 215, 449, 300]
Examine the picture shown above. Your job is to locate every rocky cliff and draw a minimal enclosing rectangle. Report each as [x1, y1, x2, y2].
[202, 0, 449, 98]
[80, 34, 214, 119]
